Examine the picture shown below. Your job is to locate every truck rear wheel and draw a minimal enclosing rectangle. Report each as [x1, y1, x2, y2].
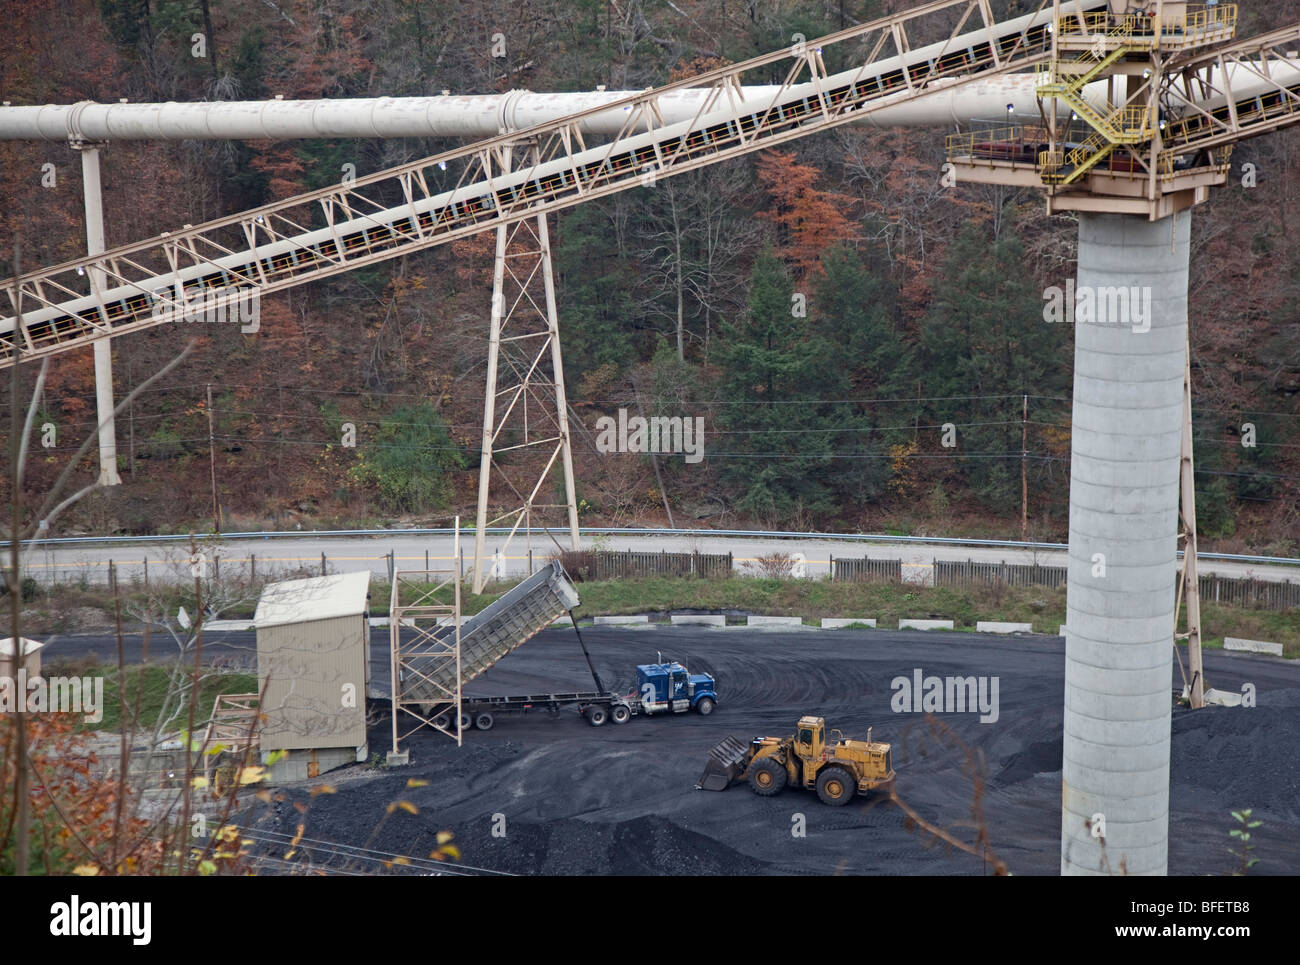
[748, 757, 787, 797]
[611, 704, 631, 724]
[695, 696, 716, 716]
[587, 705, 609, 727]
[815, 766, 855, 806]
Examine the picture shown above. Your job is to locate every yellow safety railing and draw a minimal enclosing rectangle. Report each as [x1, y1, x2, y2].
[1054, 11, 1140, 39]
[1065, 130, 1108, 168]
[944, 125, 1048, 163]
[1055, 5, 1236, 41]
[1108, 105, 1152, 139]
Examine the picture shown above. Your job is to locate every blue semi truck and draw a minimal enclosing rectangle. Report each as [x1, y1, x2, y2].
[630, 660, 718, 717]
[446, 658, 719, 730]
[410, 565, 718, 732]
[439, 658, 718, 730]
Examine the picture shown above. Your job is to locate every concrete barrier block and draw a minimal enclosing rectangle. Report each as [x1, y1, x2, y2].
[747, 615, 803, 627]
[594, 614, 649, 625]
[203, 619, 256, 631]
[976, 621, 1033, 634]
[899, 619, 955, 631]
[820, 618, 877, 628]
[670, 613, 726, 626]
[1058, 625, 1067, 636]
[1224, 637, 1284, 656]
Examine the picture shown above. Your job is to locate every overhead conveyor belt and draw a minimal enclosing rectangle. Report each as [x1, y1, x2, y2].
[1157, 24, 1300, 159]
[0, 0, 1110, 367]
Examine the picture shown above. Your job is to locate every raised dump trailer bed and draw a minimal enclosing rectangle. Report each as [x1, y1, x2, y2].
[403, 560, 580, 712]
[400, 561, 721, 734]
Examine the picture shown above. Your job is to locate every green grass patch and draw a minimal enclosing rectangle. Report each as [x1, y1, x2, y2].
[71, 665, 259, 732]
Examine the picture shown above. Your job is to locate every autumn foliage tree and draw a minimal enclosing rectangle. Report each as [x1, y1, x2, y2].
[755, 149, 858, 284]
[0, 714, 164, 875]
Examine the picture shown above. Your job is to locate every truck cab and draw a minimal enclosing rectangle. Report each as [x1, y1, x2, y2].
[636, 661, 717, 716]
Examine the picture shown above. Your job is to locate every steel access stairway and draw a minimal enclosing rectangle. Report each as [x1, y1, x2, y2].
[1036, 15, 1150, 185]
[1036, 5, 1237, 186]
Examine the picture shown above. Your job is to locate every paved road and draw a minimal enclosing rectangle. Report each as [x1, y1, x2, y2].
[18, 530, 1300, 587]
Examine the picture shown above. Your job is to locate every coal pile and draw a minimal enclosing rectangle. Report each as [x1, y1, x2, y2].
[242, 627, 1300, 876]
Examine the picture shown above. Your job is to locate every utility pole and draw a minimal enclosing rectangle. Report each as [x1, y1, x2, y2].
[1020, 393, 1028, 542]
[206, 383, 219, 533]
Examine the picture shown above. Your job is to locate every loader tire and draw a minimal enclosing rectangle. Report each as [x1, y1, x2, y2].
[815, 766, 855, 806]
[748, 757, 787, 797]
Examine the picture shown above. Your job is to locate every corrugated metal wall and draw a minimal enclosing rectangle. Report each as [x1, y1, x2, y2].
[257, 614, 368, 751]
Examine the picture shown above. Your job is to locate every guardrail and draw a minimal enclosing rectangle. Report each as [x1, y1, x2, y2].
[9, 525, 1298, 568]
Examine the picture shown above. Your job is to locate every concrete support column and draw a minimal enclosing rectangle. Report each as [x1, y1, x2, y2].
[78, 143, 121, 486]
[1061, 211, 1190, 876]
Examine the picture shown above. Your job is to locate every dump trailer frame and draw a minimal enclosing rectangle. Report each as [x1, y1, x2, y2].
[440, 689, 637, 731]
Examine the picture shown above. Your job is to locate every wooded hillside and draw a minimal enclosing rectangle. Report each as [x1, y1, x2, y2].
[2, 0, 1296, 553]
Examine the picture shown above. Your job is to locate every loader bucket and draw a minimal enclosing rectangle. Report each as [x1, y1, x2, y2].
[697, 736, 751, 791]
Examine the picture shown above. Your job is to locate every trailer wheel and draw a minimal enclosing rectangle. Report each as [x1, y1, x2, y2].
[748, 757, 787, 797]
[459, 712, 473, 731]
[611, 704, 631, 724]
[587, 705, 609, 727]
[432, 713, 451, 730]
[815, 766, 855, 806]
[474, 713, 495, 731]
[695, 696, 716, 716]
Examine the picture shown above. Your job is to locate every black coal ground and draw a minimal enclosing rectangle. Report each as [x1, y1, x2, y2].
[243, 627, 1300, 876]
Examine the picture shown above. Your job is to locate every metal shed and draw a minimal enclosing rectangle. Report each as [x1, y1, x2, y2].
[254, 570, 371, 781]
[0, 637, 44, 679]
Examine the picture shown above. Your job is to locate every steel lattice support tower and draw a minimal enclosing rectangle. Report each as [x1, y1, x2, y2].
[471, 145, 581, 593]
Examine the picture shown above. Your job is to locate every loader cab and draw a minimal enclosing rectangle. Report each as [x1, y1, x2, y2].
[793, 716, 826, 760]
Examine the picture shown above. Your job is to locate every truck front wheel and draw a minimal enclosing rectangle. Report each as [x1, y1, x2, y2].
[748, 757, 787, 797]
[695, 696, 716, 716]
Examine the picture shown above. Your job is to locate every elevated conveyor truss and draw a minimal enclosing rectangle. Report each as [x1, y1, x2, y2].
[1, 0, 1103, 366]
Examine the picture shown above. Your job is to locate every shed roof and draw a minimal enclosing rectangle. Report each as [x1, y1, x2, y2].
[0, 637, 45, 657]
[254, 570, 371, 629]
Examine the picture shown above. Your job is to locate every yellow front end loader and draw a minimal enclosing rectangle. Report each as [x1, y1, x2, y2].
[697, 715, 894, 806]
